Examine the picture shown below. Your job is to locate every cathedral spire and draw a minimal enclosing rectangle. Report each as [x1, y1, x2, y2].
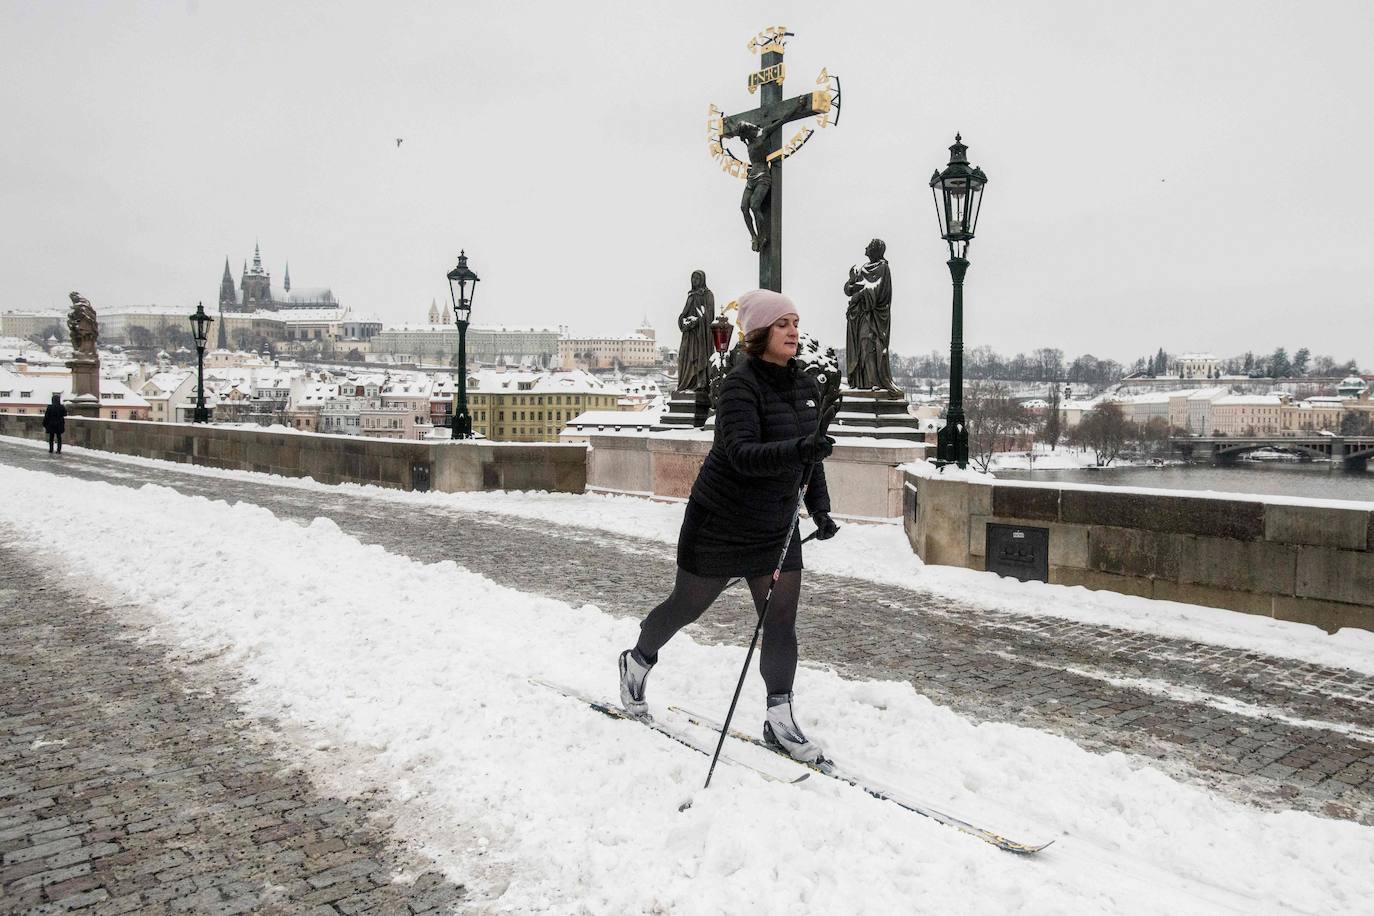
[252, 241, 263, 272]
[219, 257, 237, 311]
[283, 261, 291, 293]
[216, 299, 228, 350]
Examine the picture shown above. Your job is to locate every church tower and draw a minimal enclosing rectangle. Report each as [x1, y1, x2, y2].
[427, 298, 446, 325]
[216, 299, 228, 350]
[218, 258, 238, 311]
[283, 262, 291, 293]
[636, 314, 656, 341]
[240, 242, 274, 310]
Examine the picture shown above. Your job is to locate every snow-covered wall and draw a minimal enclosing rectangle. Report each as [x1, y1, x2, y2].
[0, 413, 586, 494]
[905, 466, 1374, 633]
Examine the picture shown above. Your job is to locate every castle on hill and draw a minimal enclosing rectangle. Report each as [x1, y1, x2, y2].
[219, 243, 340, 313]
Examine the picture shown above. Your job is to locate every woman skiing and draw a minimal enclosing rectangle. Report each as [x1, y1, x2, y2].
[619, 288, 839, 762]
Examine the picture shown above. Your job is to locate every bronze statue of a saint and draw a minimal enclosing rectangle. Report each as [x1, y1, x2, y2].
[843, 239, 900, 394]
[675, 270, 715, 392]
[66, 291, 99, 359]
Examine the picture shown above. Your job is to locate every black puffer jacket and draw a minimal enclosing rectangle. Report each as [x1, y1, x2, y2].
[689, 356, 831, 536]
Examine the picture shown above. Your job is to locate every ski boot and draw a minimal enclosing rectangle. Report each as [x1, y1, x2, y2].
[618, 649, 653, 718]
[763, 692, 826, 764]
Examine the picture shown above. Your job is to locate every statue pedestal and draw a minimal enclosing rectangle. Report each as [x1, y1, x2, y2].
[65, 393, 101, 418]
[653, 389, 712, 431]
[65, 358, 101, 417]
[830, 387, 926, 443]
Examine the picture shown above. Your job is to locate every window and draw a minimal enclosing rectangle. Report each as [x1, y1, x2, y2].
[20, 391, 31, 398]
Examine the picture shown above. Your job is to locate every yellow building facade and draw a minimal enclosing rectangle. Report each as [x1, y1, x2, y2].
[463, 369, 624, 442]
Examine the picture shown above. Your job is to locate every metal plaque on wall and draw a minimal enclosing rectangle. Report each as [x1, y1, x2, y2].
[986, 523, 1049, 582]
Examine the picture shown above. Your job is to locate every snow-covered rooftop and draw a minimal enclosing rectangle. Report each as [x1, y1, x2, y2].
[467, 368, 624, 396]
[565, 410, 660, 428]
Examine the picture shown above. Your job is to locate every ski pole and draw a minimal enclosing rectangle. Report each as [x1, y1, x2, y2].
[704, 393, 838, 789]
[704, 463, 814, 790]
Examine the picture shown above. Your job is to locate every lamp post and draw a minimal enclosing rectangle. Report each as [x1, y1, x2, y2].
[929, 133, 988, 468]
[447, 251, 480, 439]
[188, 301, 213, 423]
[710, 312, 734, 371]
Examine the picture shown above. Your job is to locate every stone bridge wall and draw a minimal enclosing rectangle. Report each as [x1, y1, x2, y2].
[586, 432, 925, 520]
[0, 414, 586, 493]
[904, 468, 1374, 633]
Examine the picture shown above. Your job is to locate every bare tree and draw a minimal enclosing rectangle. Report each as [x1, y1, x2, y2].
[1072, 402, 1130, 466]
[128, 325, 155, 350]
[1039, 384, 1062, 450]
[964, 382, 1033, 472]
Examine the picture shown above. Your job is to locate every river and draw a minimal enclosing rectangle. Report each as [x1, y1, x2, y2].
[995, 460, 1374, 504]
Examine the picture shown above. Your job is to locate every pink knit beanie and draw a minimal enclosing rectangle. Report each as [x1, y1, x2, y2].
[736, 289, 799, 334]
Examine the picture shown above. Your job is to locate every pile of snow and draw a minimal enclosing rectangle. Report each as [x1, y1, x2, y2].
[1, 463, 1371, 913]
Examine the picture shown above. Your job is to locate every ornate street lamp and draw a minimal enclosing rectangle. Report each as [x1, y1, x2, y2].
[447, 250, 481, 439]
[929, 133, 988, 467]
[710, 312, 734, 371]
[188, 301, 213, 423]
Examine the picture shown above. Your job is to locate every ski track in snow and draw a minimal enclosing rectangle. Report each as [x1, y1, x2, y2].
[2, 461, 1372, 914]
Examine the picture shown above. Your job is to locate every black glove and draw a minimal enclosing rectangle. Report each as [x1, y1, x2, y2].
[813, 512, 840, 540]
[796, 435, 835, 463]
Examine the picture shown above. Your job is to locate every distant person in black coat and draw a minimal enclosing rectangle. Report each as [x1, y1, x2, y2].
[618, 289, 840, 762]
[42, 394, 66, 455]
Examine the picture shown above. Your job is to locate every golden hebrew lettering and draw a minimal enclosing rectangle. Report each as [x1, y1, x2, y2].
[816, 68, 829, 85]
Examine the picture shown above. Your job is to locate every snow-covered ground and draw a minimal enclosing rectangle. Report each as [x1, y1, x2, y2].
[2, 460, 1372, 914]
[4, 434, 1373, 678]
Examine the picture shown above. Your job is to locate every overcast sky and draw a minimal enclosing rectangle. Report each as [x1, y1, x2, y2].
[3, 0, 1371, 368]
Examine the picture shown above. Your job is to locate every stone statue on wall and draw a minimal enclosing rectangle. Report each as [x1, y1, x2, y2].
[842, 239, 900, 395]
[66, 292, 99, 360]
[675, 270, 715, 392]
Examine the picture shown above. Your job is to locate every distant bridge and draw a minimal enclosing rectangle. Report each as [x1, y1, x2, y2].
[1171, 436, 1374, 470]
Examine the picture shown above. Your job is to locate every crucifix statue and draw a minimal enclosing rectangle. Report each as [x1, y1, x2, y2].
[709, 27, 841, 292]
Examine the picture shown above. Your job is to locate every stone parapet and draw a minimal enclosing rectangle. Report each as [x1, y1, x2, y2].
[904, 467, 1374, 632]
[0, 414, 585, 494]
[586, 430, 925, 519]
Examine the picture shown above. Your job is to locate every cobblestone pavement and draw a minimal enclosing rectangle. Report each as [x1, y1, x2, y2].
[0, 544, 470, 914]
[4, 440, 1374, 843]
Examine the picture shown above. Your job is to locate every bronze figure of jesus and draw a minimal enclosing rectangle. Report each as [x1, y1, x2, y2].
[723, 119, 787, 252]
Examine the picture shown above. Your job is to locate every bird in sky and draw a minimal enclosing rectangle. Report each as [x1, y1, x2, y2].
[396, 138, 404, 148]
